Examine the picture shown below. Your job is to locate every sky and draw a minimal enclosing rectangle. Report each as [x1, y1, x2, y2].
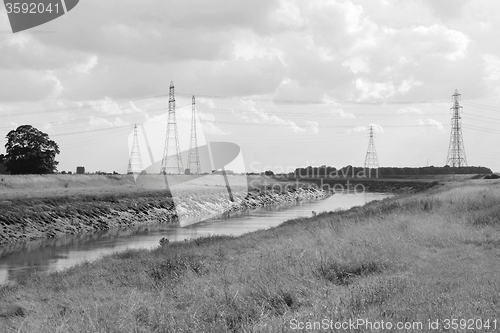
[0, 0, 500, 174]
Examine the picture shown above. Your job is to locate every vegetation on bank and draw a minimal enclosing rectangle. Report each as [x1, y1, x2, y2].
[0, 179, 499, 332]
[0, 175, 331, 245]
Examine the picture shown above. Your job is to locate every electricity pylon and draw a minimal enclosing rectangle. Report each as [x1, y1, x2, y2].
[364, 126, 379, 168]
[446, 89, 467, 167]
[186, 95, 201, 174]
[127, 124, 143, 175]
[160, 81, 184, 174]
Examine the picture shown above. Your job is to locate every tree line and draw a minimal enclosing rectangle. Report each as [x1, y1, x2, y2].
[288, 165, 493, 178]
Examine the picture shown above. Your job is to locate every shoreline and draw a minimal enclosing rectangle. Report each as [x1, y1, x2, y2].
[0, 181, 333, 246]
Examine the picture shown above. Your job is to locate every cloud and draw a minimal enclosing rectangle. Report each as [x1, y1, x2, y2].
[418, 118, 444, 131]
[411, 25, 469, 61]
[201, 122, 231, 136]
[330, 108, 356, 119]
[1, 0, 495, 106]
[34, 0, 281, 63]
[7, 121, 18, 129]
[482, 54, 500, 95]
[46, 71, 64, 99]
[397, 106, 423, 114]
[0, 69, 64, 102]
[421, 0, 469, 20]
[41, 123, 52, 131]
[73, 55, 99, 74]
[342, 56, 370, 74]
[89, 98, 146, 116]
[197, 112, 231, 136]
[88, 115, 129, 128]
[0, 105, 12, 116]
[348, 123, 383, 134]
[235, 100, 306, 133]
[354, 77, 423, 102]
[347, 125, 367, 134]
[307, 120, 319, 134]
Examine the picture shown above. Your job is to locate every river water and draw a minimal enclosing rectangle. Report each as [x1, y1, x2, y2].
[0, 191, 392, 284]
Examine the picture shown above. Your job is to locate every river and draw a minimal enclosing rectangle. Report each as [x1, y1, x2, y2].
[0, 191, 392, 284]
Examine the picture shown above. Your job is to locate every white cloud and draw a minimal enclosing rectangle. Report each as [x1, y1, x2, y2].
[348, 123, 383, 134]
[398, 77, 422, 93]
[45, 71, 64, 99]
[342, 56, 370, 74]
[7, 121, 18, 129]
[73, 55, 99, 74]
[236, 100, 306, 133]
[232, 35, 285, 63]
[427, 118, 444, 131]
[307, 120, 319, 134]
[198, 98, 217, 110]
[196, 112, 231, 136]
[354, 77, 422, 101]
[2, 33, 30, 50]
[90, 98, 123, 115]
[397, 106, 423, 114]
[88, 115, 128, 128]
[330, 108, 356, 119]
[321, 94, 338, 106]
[483, 54, 500, 81]
[412, 25, 469, 61]
[201, 122, 231, 136]
[354, 78, 395, 101]
[89, 98, 146, 116]
[418, 118, 444, 131]
[0, 105, 12, 116]
[41, 123, 52, 131]
[347, 125, 366, 134]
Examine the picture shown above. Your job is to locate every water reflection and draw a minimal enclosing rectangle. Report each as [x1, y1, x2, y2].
[0, 191, 391, 284]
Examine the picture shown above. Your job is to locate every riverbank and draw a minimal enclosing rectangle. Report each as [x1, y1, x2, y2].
[289, 176, 441, 193]
[0, 175, 332, 246]
[1, 178, 499, 331]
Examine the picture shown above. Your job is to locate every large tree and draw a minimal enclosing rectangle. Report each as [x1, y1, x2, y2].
[4, 125, 60, 174]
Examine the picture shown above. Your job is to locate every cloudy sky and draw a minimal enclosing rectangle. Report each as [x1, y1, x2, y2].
[1, 0, 499, 174]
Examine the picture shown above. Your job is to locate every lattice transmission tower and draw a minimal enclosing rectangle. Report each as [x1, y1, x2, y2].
[446, 89, 467, 167]
[364, 126, 380, 168]
[160, 81, 184, 174]
[127, 124, 144, 175]
[186, 95, 201, 174]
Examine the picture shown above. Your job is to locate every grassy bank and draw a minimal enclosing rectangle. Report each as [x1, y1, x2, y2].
[0, 175, 332, 245]
[0, 179, 499, 331]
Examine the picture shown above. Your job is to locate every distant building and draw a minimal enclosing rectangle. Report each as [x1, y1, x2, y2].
[76, 166, 85, 174]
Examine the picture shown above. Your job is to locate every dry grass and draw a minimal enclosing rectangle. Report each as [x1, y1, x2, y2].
[0, 175, 326, 245]
[0, 180, 500, 332]
[0, 174, 255, 200]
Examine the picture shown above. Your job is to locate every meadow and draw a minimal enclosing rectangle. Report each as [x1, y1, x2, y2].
[0, 179, 499, 332]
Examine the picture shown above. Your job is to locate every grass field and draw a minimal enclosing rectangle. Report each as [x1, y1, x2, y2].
[0, 174, 252, 200]
[1, 179, 499, 332]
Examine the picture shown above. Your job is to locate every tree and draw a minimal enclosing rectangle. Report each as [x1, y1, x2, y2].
[4, 125, 60, 174]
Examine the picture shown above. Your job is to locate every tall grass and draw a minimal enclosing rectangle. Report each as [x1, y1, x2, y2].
[1, 180, 500, 332]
